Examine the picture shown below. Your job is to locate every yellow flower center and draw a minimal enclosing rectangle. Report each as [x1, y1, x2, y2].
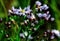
[22, 10, 25, 13]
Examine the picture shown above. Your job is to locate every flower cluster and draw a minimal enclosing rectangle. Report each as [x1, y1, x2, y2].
[35, 1, 49, 11]
[35, 1, 54, 21]
[43, 29, 60, 39]
[8, 1, 55, 40]
[20, 31, 33, 39]
[9, 1, 55, 21]
[8, 6, 32, 16]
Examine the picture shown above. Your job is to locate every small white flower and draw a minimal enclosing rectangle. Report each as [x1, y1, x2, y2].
[28, 35, 33, 39]
[52, 29, 60, 37]
[22, 6, 31, 16]
[24, 20, 27, 24]
[11, 6, 32, 16]
[26, 6, 32, 12]
[45, 14, 51, 20]
[42, 13, 47, 17]
[37, 13, 42, 18]
[8, 9, 13, 13]
[20, 33, 25, 38]
[46, 11, 49, 14]
[11, 6, 22, 15]
[34, 28, 37, 31]
[20, 32, 33, 39]
[12, 7, 18, 14]
[40, 6, 44, 10]
[8, 22, 11, 24]
[35, 1, 41, 6]
[51, 17, 55, 21]
[31, 14, 36, 19]
[40, 5, 49, 11]
[43, 4, 49, 10]
[24, 31, 28, 36]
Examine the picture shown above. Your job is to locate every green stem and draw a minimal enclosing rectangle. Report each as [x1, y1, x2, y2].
[50, 0, 60, 30]
[0, 0, 8, 20]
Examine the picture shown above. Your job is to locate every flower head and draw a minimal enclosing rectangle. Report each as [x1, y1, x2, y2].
[20, 32, 33, 39]
[37, 13, 42, 18]
[51, 17, 55, 21]
[28, 35, 33, 39]
[20, 33, 25, 38]
[43, 4, 49, 10]
[35, 1, 41, 6]
[24, 31, 28, 36]
[52, 29, 60, 37]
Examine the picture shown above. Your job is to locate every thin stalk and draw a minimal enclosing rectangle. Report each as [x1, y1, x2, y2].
[50, 0, 60, 30]
[0, 0, 8, 20]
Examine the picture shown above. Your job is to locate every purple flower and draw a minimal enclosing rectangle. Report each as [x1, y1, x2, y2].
[35, 1, 41, 6]
[51, 17, 55, 21]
